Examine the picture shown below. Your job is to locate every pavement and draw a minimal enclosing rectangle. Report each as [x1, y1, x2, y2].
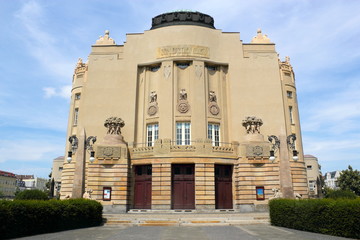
[16, 224, 354, 240]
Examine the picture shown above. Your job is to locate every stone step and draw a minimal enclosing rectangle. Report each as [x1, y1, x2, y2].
[103, 212, 270, 226]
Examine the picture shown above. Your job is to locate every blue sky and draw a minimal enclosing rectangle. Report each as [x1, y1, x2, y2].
[1, 0, 359, 178]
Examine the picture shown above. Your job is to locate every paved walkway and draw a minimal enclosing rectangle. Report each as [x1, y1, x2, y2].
[16, 225, 354, 240]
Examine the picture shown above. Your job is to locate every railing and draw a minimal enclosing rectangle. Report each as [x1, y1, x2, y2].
[130, 139, 238, 157]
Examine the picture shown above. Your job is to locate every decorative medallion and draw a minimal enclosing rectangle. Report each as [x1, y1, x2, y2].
[209, 102, 220, 115]
[148, 105, 158, 116]
[178, 102, 190, 113]
[103, 147, 114, 157]
[253, 146, 263, 156]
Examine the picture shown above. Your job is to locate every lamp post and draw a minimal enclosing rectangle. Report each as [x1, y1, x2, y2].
[268, 134, 299, 161]
[67, 135, 97, 163]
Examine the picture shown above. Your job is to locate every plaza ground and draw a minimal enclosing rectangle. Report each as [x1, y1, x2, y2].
[16, 224, 354, 240]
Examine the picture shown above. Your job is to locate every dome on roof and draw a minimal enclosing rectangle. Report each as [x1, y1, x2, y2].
[151, 11, 215, 30]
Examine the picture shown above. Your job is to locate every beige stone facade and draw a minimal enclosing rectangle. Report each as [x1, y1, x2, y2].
[60, 11, 308, 212]
[304, 155, 322, 197]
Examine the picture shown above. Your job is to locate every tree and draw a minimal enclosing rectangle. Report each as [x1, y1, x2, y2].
[337, 165, 360, 196]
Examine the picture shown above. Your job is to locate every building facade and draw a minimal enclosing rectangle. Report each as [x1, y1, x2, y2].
[60, 11, 308, 212]
[51, 156, 64, 197]
[324, 171, 341, 190]
[304, 155, 322, 197]
[0, 170, 17, 198]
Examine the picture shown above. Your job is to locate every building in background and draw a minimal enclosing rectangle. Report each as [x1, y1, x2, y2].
[51, 156, 64, 197]
[61, 11, 308, 212]
[304, 155, 322, 197]
[18, 175, 48, 191]
[0, 170, 17, 198]
[324, 171, 341, 189]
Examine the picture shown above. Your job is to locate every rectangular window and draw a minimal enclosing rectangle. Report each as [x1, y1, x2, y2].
[208, 123, 220, 146]
[287, 91, 292, 98]
[147, 124, 159, 146]
[73, 108, 79, 126]
[75, 93, 81, 100]
[176, 122, 191, 145]
[307, 165, 312, 170]
[289, 106, 294, 124]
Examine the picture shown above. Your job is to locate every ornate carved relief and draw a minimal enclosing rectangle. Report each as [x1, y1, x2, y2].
[95, 30, 116, 45]
[242, 116, 263, 134]
[208, 91, 220, 115]
[97, 146, 121, 158]
[148, 91, 158, 116]
[104, 117, 125, 135]
[163, 65, 171, 79]
[209, 103, 220, 116]
[177, 89, 190, 113]
[195, 64, 203, 78]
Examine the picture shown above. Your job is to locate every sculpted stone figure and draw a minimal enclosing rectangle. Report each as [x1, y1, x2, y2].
[269, 188, 283, 200]
[83, 189, 93, 199]
[104, 117, 125, 135]
[179, 89, 187, 100]
[209, 91, 217, 102]
[150, 91, 157, 103]
[242, 116, 263, 134]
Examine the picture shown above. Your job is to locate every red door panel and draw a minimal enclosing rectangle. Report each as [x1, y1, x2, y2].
[215, 165, 233, 209]
[172, 164, 195, 209]
[134, 165, 152, 209]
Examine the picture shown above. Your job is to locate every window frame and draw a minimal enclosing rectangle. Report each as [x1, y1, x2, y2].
[176, 122, 191, 145]
[208, 123, 220, 146]
[146, 123, 159, 147]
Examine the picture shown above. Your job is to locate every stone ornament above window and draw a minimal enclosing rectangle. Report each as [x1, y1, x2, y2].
[208, 91, 220, 116]
[177, 89, 190, 113]
[104, 117, 125, 135]
[148, 91, 158, 116]
[242, 116, 263, 134]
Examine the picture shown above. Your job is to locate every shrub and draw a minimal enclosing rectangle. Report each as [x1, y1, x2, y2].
[269, 198, 360, 239]
[0, 199, 103, 239]
[15, 189, 49, 200]
[325, 189, 357, 199]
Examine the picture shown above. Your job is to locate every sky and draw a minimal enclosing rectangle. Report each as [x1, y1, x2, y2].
[0, 0, 359, 178]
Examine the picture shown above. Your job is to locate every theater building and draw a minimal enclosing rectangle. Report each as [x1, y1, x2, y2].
[60, 11, 308, 212]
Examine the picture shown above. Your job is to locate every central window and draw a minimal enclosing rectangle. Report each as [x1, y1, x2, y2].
[208, 123, 220, 146]
[176, 122, 191, 145]
[147, 124, 158, 146]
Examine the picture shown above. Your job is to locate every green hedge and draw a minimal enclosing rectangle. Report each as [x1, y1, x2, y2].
[0, 199, 103, 239]
[269, 198, 360, 239]
[15, 189, 49, 200]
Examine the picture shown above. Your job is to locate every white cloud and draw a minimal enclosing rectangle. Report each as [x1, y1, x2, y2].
[0, 139, 64, 164]
[43, 85, 71, 99]
[14, 1, 74, 80]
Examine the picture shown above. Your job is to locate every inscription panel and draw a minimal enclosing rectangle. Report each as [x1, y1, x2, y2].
[157, 45, 210, 59]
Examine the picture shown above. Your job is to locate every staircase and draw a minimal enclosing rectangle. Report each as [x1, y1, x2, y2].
[103, 211, 270, 226]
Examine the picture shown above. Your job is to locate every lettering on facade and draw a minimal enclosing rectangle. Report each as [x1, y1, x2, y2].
[157, 45, 210, 59]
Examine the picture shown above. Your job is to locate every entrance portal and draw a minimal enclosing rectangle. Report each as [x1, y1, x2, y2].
[215, 164, 233, 209]
[172, 164, 195, 209]
[134, 165, 152, 209]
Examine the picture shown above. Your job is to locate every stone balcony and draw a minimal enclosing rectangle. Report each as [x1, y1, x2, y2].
[129, 139, 239, 159]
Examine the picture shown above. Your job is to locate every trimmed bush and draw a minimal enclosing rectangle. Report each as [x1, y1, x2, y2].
[15, 189, 49, 200]
[325, 189, 357, 199]
[269, 198, 360, 239]
[0, 199, 103, 239]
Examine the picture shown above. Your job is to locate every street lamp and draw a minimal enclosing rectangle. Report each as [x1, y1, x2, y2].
[268, 135, 280, 162]
[268, 134, 299, 161]
[67, 135, 97, 163]
[287, 134, 298, 161]
[67, 135, 78, 163]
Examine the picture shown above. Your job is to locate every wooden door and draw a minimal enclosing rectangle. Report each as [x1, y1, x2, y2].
[172, 164, 195, 209]
[134, 165, 152, 209]
[215, 165, 233, 209]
